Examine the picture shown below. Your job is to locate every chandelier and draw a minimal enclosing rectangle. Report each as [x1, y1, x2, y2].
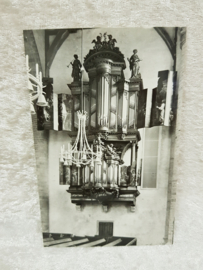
[25, 30, 141, 211]
[60, 29, 101, 168]
[26, 55, 47, 114]
[60, 110, 102, 167]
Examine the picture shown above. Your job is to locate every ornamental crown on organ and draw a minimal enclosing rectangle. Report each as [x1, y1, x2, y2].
[59, 33, 143, 211]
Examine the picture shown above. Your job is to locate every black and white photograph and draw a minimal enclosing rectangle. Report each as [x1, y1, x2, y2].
[23, 27, 185, 247]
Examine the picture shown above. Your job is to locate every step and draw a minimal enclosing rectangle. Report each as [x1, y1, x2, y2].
[54, 238, 89, 247]
[126, 238, 137, 246]
[44, 238, 72, 247]
[79, 238, 106, 247]
[103, 238, 122, 247]
[43, 237, 54, 242]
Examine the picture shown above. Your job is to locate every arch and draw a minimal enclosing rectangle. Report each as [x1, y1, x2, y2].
[45, 30, 70, 76]
[154, 27, 176, 60]
[121, 142, 132, 161]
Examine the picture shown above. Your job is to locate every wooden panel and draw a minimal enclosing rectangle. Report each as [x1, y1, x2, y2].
[99, 222, 113, 237]
[150, 70, 169, 127]
[149, 87, 157, 127]
[79, 238, 106, 247]
[137, 88, 147, 129]
[103, 238, 122, 247]
[43, 79, 54, 130]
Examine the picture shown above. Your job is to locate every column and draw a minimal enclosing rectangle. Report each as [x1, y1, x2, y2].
[122, 90, 128, 133]
[107, 160, 113, 188]
[94, 161, 102, 188]
[85, 165, 90, 185]
[117, 164, 120, 186]
[112, 161, 118, 187]
[77, 166, 81, 186]
[102, 160, 107, 187]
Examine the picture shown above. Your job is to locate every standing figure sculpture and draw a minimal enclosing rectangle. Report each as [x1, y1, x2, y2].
[108, 34, 117, 50]
[69, 54, 82, 83]
[127, 49, 141, 78]
[156, 99, 166, 125]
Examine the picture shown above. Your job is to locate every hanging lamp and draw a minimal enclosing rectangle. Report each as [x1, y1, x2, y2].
[60, 29, 101, 167]
[26, 55, 47, 111]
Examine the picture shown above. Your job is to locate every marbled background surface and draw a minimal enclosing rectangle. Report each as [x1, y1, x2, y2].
[0, 0, 203, 269]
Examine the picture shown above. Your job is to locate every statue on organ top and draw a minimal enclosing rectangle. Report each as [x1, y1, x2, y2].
[68, 54, 82, 83]
[127, 49, 142, 79]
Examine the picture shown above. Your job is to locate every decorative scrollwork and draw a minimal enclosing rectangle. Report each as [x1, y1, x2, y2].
[103, 73, 111, 84]
[121, 133, 126, 140]
[81, 184, 119, 204]
[91, 33, 117, 51]
[84, 33, 125, 69]
[112, 75, 121, 83]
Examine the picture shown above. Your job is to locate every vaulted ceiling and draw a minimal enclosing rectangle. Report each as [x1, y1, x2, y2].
[44, 27, 177, 77]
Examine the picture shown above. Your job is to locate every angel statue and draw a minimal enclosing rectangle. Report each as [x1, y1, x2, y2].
[92, 34, 102, 50]
[127, 49, 141, 78]
[108, 35, 117, 50]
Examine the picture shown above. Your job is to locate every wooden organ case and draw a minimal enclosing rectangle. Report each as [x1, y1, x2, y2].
[64, 39, 143, 212]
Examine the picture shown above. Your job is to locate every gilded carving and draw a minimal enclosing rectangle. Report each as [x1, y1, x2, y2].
[92, 34, 103, 50]
[92, 33, 117, 51]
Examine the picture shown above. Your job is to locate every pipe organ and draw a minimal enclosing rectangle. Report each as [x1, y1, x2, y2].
[63, 34, 143, 212]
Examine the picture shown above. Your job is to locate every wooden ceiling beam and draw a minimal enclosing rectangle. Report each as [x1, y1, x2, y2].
[154, 27, 176, 60]
[45, 29, 70, 76]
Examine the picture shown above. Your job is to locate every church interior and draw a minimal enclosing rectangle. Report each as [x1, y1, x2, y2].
[23, 27, 185, 247]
